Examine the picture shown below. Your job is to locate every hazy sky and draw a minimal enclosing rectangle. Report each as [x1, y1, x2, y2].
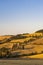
[0, 0, 43, 35]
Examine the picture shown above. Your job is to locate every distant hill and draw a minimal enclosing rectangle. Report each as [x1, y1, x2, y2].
[35, 29, 43, 33]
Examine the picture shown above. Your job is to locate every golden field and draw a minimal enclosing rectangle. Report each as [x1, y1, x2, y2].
[0, 32, 43, 59]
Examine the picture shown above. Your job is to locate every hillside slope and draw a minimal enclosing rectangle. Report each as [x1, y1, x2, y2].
[31, 38, 43, 45]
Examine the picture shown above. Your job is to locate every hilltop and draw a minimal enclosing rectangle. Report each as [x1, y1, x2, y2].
[35, 29, 43, 33]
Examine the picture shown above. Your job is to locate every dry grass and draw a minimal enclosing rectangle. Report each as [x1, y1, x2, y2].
[10, 37, 32, 43]
[29, 54, 43, 59]
[31, 38, 43, 45]
[0, 42, 13, 48]
[0, 35, 11, 40]
[0, 33, 43, 59]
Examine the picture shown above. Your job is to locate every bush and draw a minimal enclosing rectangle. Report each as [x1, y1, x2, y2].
[0, 47, 11, 58]
[29, 51, 37, 56]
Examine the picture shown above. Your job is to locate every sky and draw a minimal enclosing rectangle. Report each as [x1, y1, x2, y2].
[0, 0, 43, 35]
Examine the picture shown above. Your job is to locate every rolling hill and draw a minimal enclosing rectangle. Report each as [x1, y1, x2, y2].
[0, 29, 43, 58]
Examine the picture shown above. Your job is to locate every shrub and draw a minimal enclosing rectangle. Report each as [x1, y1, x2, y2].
[0, 47, 11, 58]
[29, 51, 37, 56]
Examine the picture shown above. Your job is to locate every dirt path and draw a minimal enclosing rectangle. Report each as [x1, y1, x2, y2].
[0, 59, 43, 65]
